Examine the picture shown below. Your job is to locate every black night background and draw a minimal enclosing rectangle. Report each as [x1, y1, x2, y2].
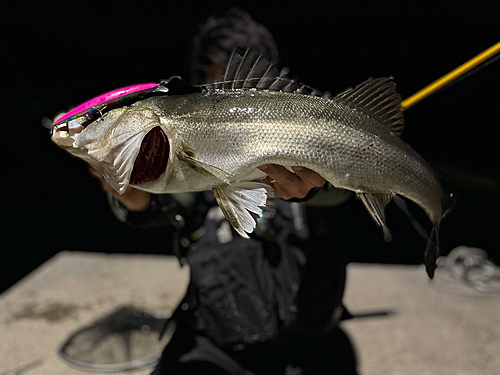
[1, 0, 499, 292]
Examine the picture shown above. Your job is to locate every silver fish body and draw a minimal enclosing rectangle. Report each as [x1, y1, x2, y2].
[52, 75, 446, 277]
[138, 90, 442, 223]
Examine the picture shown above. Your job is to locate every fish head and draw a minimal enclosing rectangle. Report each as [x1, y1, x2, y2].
[51, 97, 171, 195]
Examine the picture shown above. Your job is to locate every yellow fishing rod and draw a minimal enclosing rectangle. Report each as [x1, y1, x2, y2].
[401, 41, 500, 111]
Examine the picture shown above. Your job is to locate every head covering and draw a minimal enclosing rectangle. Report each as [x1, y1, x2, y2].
[190, 8, 279, 85]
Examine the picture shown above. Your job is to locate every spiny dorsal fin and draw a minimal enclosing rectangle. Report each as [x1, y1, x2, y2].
[335, 78, 404, 137]
[201, 49, 322, 96]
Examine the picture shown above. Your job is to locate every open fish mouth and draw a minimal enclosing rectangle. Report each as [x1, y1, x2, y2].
[51, 120, 86, 147]
[51, 120, 169, 189]
[130, 127, 169, 185]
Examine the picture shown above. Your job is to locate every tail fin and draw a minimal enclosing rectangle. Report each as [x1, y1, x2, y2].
[424, 226, 439, 279]
[425, 193, 455, 279]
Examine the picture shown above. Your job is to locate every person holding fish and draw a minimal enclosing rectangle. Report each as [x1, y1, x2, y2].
[83, 10, 358, 374]
[90, 163, 327, 211]
[52, 6, 449, 374]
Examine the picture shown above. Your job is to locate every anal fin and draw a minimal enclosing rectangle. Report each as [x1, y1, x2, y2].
[358, 192, 394, 242]
[213, 182, 273, 238]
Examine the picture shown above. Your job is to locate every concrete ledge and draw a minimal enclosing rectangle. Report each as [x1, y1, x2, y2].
[342, 263, 500, 375]
[1, 253, 498, 374]
[0, 252, 189, 375]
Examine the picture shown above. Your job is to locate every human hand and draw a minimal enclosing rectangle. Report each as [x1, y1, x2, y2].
[257, 164, 326, 200]
[89, 167, 151, 211]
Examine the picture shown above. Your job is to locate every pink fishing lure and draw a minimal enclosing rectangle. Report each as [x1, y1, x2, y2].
[54, 83, 163, 125]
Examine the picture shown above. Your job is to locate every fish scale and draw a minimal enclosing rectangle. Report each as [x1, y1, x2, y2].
[140, 89, 442, 225]
[51, 55, 446, 277]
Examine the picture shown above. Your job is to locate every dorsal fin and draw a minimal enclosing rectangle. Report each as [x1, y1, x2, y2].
[335, 78, 404, 137]
[200, 49, 322, 96]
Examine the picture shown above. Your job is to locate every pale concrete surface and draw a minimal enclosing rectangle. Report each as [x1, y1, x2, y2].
[342, 264, 500, 375]
[1, 253, 499, 374]
[0, 252, 189, 375]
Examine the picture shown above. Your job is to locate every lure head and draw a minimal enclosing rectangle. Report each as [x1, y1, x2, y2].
[51, 82, 170, 193]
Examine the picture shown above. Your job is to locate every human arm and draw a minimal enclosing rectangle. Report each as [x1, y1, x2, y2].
[90, 167, 205, 230]
[91, 163, 348, 229]
[89, 167, 151, 212]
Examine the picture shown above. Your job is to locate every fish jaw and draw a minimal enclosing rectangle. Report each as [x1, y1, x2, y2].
[51, 103, 167, 194]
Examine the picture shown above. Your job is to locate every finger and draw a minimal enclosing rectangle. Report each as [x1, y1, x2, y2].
[258, 175, 291, 199]
[260, 176, 274, 186]
[261, 165, 300, 199]
[258, 165, 323, 199]
[264, 165, 321, 199]
[89, 167, 115, 193]
[259, 164, 300, 185]
[259, 164, 313, 199]
[89, 166, 103, 179]
[265, 180, 293, 200]
[291, 166, 326, 187]
[102, 182, 116, 193]
[89, 167, 110, 190]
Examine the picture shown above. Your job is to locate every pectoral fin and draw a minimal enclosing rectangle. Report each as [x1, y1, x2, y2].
[213, 182, 274, 238]
[178, 151, 232, 184]
[358, 192, 394, 242]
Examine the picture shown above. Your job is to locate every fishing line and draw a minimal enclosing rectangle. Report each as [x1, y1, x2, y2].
[400, 41, 500, 111]
[436, 51, 500, 93]
[392, 196, 429, 240]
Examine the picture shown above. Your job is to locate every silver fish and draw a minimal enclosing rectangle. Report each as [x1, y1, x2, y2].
[51, 51, 446, 277]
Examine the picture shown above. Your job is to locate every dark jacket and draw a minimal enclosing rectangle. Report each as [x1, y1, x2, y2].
[110, 187, 357, 374]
